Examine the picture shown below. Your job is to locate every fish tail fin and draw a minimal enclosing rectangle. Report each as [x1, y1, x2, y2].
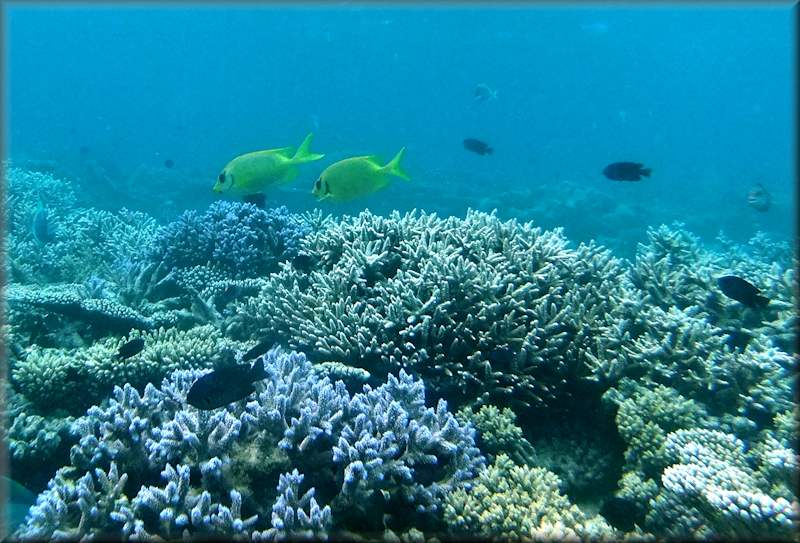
[640, 167, 652, 177]
[250, 357, 266, 381]
[382, 147, 410, 181]
[290, 133, 325, 164]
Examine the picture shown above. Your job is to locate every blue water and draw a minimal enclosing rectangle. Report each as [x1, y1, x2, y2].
[6, 4, 794, 253]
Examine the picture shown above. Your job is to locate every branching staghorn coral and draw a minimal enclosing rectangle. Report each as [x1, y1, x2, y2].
[18, 348, 483, 539]
[228, 209, 637, 411]
[630, 223, 797, 354]
[8, 195, 159, 285]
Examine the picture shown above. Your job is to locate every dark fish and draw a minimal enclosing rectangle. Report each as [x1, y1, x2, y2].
[747, 183, 770, 212]
[717, 275, 769, 308]
[243, 193, 267, 208]
[187, 358, 266, 410]
[32, 201, 50, 244]
[720, 329, 753, 351]
[292, 252, 314, 272]
[473, 83, 497, 101]
[600, 496, 641, 532]
[602, 162, 651, 181]
[164, 159, 175, 169]
[241, 340, 272, 361]
[117, 337, 145, 359]
[463, 138, 493, 156]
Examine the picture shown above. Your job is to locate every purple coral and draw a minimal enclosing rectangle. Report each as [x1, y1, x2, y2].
[145, 202, 309, 278]
[19, 348, 483, 539]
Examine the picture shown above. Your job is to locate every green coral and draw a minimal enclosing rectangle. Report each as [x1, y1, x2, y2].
[604, 377, 711, 480]
[443, 453, 614, 540]
[456, 404, 536, 465]
[12, 325, 242, 414]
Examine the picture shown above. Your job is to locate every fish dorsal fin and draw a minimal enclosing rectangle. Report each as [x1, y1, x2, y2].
[364, 155, 383, 165]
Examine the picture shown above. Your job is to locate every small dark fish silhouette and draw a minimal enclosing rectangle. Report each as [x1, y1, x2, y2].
[600, 496, 641, 532]
[747, 183, 770, 212]
[603, 162, 651, 181]
[720, 329, 753, 352]
[164, 159, 175, 169]
[292, 253, 314, 272]
[32, 201, 50, 244]
[717, 275, 769, 308]
[243, 193, 267, 208]
[187, 358, 267, 410]
[463, 138, 493, 156]
[241, 340, 272, 361]
[117, 337, 145, 359]
[473, 83, 497, 101]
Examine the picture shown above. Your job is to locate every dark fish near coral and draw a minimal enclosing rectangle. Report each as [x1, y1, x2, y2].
[600, 496, 641, 532]
[187, 358, 267, 410]
[117, 337, 145, 359]
[463, 138, 493, 156]
[164, 158, 175, 169]
[717, 275, 769, 308]
[602, 162, 651, 181]
[32, 199, 50, 244]
[747, 182, 770, 212]
[720, 329, 753, 351]
[243, 193, 267, 209]
[241, 340, 272, 361]
[292, 252, 315, 272]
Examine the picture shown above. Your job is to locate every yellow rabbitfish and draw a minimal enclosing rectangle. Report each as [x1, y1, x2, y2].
[312, 147, 409, 202]
[213, 133, 324, 196]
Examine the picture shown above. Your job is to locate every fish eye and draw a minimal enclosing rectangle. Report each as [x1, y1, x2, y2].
[314, 179, 321, 190]
[218, 173, 226, 183]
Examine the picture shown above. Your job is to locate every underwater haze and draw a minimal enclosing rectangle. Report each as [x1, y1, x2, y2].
[3, 3, 798, 542]
[6, 4, 795, 252]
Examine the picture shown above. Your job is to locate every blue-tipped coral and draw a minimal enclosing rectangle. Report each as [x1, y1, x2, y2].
[144, 201, 310, 279]
[17, 347, 483, 539]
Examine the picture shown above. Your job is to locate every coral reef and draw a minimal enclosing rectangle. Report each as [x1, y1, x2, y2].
[228, 209, 637, 411]
[143, 201, 309, 279]
[12, 325, 240, 415]
[6, 166, 158, 284]
[646, 428, 799, 539]
[17, 348, 483, 539]
[443, 453, 615, 540]
[4, 182, 797, 543]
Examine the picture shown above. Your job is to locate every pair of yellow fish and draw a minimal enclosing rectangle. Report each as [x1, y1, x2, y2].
[212, 133, 409, 202]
